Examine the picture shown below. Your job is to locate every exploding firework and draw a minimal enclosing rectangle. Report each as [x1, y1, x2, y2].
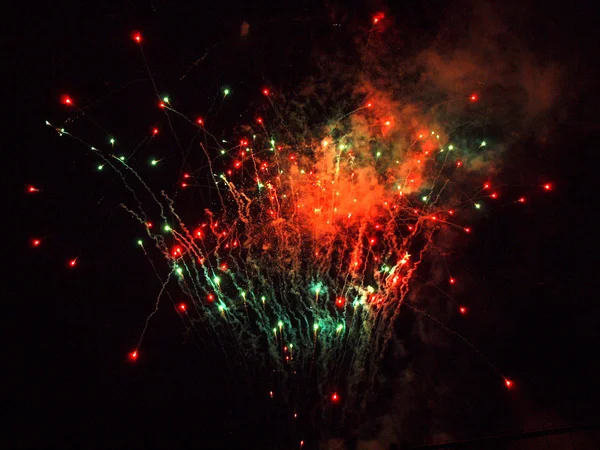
[40, 14, 554, 444]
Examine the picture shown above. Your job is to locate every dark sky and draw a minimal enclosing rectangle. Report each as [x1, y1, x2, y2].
[8, 0, 600, 448]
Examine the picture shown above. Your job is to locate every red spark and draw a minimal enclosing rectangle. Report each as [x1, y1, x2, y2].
[464, 227, 471, 233]
[505, 379, 513, 388]
[61, 94, 74, 106]
[131, 31, 142, 43]
[456, 161, 462, 167]
[68, 258, 77, 268]
[159, 101, 165, 108]
[518, 197, 526, 203]
[128, 350, 138, 361]
[335, 297, 346, 308]
[366, 102, 373, 108]
[331, 392, 339, 402]
[220, 263, 228, 271]
[449, 277, 456, 284]
[543, 183, 552, 191]
[207, 293, 215, 302]
[300, 441, 304, 447]
[262, 88, 270, 96]
[483, 182, 490, 189]
[373, 12, 384, 24]
[269, 391, 274, 398]
[181, 182, 188, 188]
[196, 117, 203, 125]
[470, 93, 478, 102]
[146, 222, 153, 228]
[183, 173, 190, 179]
[31, 238, 41, 247]
[178, 303, 187, 312]
[172, 246, 182, 257]
[459, 306, 467, 315]
[257, 117, 263, 124]
[152, 128, 159, 136]
[491, 192, 498, 199]
[27, 185, 39, 193]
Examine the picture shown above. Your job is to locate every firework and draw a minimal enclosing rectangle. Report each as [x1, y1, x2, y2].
[40, 16, 553, 443]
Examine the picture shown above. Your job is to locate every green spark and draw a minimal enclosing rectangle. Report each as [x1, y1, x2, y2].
[480, 141, 486, 147]
[223, 88, 230, 96]
[119, 156, 125, 161]
[313, 324, 319, 331]
[448, 145, 454, 150]
[137, 240, 143, 246]
[278, 321, 283, 328]
[336, 324, 344, 332]
[163, 96, 169, 103]
[110, 138, 115, 145]
[97, 165, 104, 171]
[475, 203, 481, 209]
[151, 159, 158, 166]
[164, 224, 172, 232]
[213, 276, 221, 284]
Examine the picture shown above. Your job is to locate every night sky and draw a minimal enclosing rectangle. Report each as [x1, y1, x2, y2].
[8, 0, 600, 448]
